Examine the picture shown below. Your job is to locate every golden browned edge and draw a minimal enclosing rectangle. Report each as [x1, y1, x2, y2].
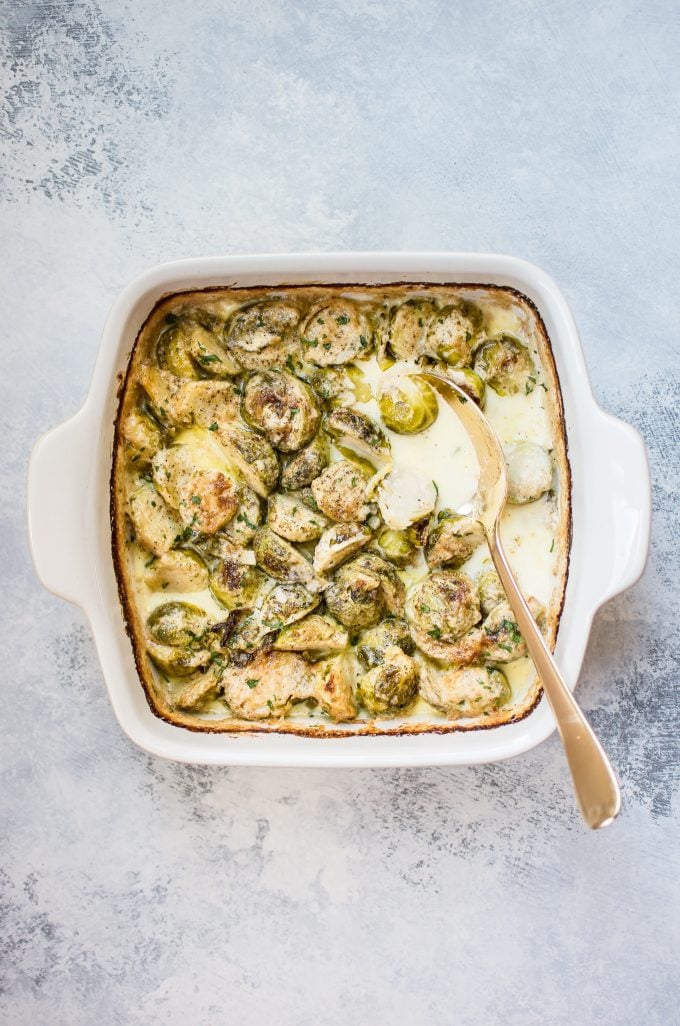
[111, 281, 572, 738]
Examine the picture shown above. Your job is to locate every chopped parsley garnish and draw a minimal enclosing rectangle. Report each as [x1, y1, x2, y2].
[335, 314, 350, 325]
[427, 626, 442, 640]
[419, 603, 430, 613]
[359, 334, 368, 348]
[191, 495, 202, 505]
[246, 678, 259, 689]
[209, 422, 218, 431]
[199, 353, 221, 364]
[267, 699, 274, 710]
[550, 538, 555, 553]
[144, 555, 158, 568]
[457, 394, 468, 404]
[236, 512, 258, 530]
[301, 336, 318, 348]
[322, 342, 332, 350]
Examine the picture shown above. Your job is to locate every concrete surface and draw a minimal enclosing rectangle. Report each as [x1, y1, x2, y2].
[1, 1, 678, 1023]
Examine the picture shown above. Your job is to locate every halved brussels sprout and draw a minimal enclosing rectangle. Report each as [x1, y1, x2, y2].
[226, 300, 300, 354]
[267, 492, 328, 542]
[425, 511, 485, 568]
[157, 317, 241, 379]
[324, 552, 404, 629]
[481, 598, 543, 662]
[300, 300, 372, 366]
[252, 527, 322, 590]
[210, 558, 265, 610]
[217, 425, 280, 497]
[477, 568, 505, 616]
[121, 409, 163, 466]
[377, 376, 438, 435]
[473, 334, 536, 396]
[221, 650, 315, 719]
[505, 442, 553, 504]
[356, 617, 414, 669]
[221, 487, 263, 545]
[324, 407, 390, 460]
[139, 366, 187, 426]
[260, 582, 320, 629]
[224, 612, 270, 654]
[273, 614, 348, 654]
[151, 447, 240, 535]
[388, 299, 436, 360]
[312, 654, 358, 720]
[406, 570, 481, 643]
[373, 527, 417, 567]
[377, 467, 437, 530]
[169, 379, 240, 430]
[147, 601, 210, 646]
[419, 664, 511, 718]
[443, 367, 486, 407]
[345, 365, 372, 403]
[357, 646, 419, 716]
[426, 301, 482, 367]
[128, 478, 182, 555]
[144, 550, 209, 593]
[241, 370, 321, 452]
[312, 522, 372, 575]
[280, 433, 329, 491]
[174, 670, 223, 711]
[147, 641, 212, 678]
[410, 625, 484, 665]
[310, 460, 373, 522]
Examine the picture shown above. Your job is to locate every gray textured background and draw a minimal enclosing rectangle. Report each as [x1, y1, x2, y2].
[2, 1, 679, 1023]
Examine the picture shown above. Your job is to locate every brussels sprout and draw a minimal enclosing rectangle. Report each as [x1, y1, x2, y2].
[300, 300, 372, 365]
[224, 612, 270, 654]
[151, 447, 240, 534]
[260, 583, 320, 629]
[388, 299, 437, 360]
[147, 641, 212, 678]
[210, 558, 265, 610]
[312, 654, 358, 720]
[311, 461, 373, 522]
[473, 334, 536, 396]
[226, 300, 301, 354]
[373, 527, 417, 567]
[345, 365, 373, 403]
[357, 646, 419, 716]
[505, 442, 553, 504]
[426, 301, 482, 367]
[377, 467, 437, 530]
[139, 366, 187, 426]
[221, 487, 263, 545]
[313, 522, 372, 575]
[157, 317, 241, 379]
[377, 376, 438, 435]
[144, 550, 209, 592]
[477, 568, 505, 616]
[267, 492, 328, 542]
[420, 664, 511, 718]
[356, 617, 414, 669]
[169, 379, 240, 431]
[481, 598, 543, 662]
[273, 614, 349, 654]
[280, 433, 330, 491]
[252, 527, 322, 590]
[147, 601, 210, 647]
[241, 370, 321, 452]
[309, 366, 351, 402]
[174, 670, 223, 712]
[324, 407, 390, 460]
[128, 478, 182, 555]
[425, 511, 486, 568]
[217, 425, 280, 496]
[221, 650, 315, 719]
[325, 552, 404, 629]
[121, 409, 163, 466]
[410, 625, 484, 665]
[443, 367, 487, 407]
[406, 570, 481, 643]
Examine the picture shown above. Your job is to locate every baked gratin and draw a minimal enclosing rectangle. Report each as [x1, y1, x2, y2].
[112, 284, 570, 735]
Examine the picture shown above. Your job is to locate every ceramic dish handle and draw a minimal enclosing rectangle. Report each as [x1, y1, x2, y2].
[590, 410, 651, 605]
[27, 410, 95, 607]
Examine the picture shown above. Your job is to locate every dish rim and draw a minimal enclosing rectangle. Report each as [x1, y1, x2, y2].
[27, 252, 651, 766]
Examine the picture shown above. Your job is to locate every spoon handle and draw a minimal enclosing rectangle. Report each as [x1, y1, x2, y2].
[489, 526, 621, 829]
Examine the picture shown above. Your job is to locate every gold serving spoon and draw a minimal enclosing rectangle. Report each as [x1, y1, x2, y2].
[420, 371, 621, 829]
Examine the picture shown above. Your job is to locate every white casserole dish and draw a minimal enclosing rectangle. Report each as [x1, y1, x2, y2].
[27, 253, 651, 766]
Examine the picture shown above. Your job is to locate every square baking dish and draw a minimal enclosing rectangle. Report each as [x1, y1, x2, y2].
[27, 253, 650, 766]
